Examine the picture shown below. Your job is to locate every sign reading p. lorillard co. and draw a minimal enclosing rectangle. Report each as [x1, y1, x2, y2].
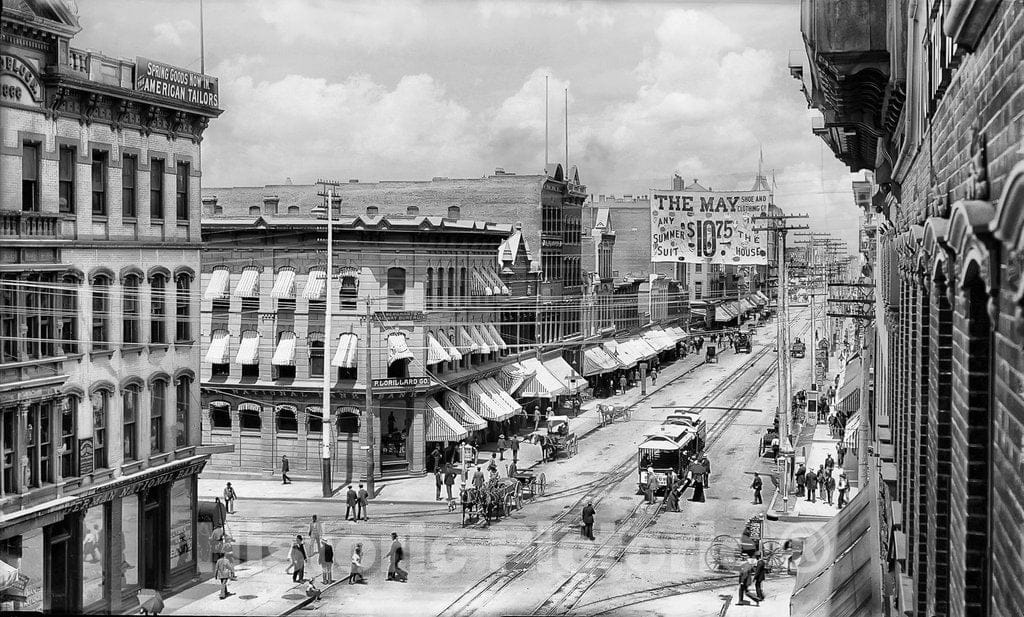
[650, 190, 769, 265]
[135, 57, 219, 109]
[371, 377, 431, 389]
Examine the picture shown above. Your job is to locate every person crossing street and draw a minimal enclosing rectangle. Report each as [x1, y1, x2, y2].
[751, 472, 763, 504]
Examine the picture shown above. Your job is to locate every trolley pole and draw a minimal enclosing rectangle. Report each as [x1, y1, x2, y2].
[316, 180, 342, 499]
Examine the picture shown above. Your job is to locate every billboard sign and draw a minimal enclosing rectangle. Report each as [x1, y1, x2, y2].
[651, 190, 770, 265]
[135, 57, 219, 110]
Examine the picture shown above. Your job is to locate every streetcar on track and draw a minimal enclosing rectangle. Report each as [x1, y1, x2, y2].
[637, 426, 701, 494]
[662, 412, 708, 445]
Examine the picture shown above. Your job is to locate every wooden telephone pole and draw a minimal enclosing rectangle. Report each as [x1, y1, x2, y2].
[316, 179, 342, 498]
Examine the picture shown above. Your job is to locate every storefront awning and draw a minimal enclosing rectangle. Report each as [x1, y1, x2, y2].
[425, 397, 468, 443]
[475, 323, 499, 352]
[843, 415, 861, 448]
[838, 357, 863, 411]
[205, 330, 230, 364]
[739, 298, 756, 313]
[631, 338, 659, 361]
[470, 325, 492, 354]
[234, 267, 260, 297]
[516, 357, 568, 398]
[436, 329, 462, 362]
[485, 323, 508, 351]
[604, 340, 636, 368]
[668, 326, 688, 341]
[489, 267, 510, 295]
[482, 377, 523, 415]
[471, 269, 492, 296]
[442, 392, 487, 431]
[387, 332, 414, 366]
[468, 381, 511, 421]
[543, 356, 586, 393]
[497, 363, 531, 393]
[714, 302, 738, 322]
[204, 268, 230, 301]
[583, 346, 619, 376]
[236, 331, 260, 365]
[271, 331, 296, 366]
[790, 487, 883, 617]
[427, 332, 451, 365]
[331, 332, 359, 368]
[302, 270, 327, 299]
[458, 326, 480, 354]
[271, 268, 296, 299]
[752, 292, 769, 306]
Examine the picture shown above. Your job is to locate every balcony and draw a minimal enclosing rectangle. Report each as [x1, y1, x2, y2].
[0, 210, 65, 240]
[798, 0, 891, 171]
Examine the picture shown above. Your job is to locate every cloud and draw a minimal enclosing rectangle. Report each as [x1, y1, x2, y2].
[152, 20, 197, 48]
[254, 0, 428, 49]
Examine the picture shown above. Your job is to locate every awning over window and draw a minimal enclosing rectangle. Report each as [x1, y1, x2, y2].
[790, 487, 882, 617]
[843, 415, 861, 448]
[604, 340, 637, 368]
[236, 331, 260, 365]
[386, 332, 414, 366]
[481, 377, 523, 415]
[481, 267, 508, 295]
[442, 392, 487, 431]
[425, 397, 468, 443]
[838, 356, 863, 412]
[515, 357, 568, 398]
[427, 332, 451, 365]
[543, 356, 586, 393]
[739, 298, 756, 313]
[667, 326, 688, 341]
[629, 338, 659, 361]
[205, 330, 230, 363]
[332, 332, 359, 368]
[491, 268, 510, 295]
[497, 363, 531, 393]
[753, 291, 769, 305]
[484, 323, 508, 351]
[458, 326, 481, 354]
[302, 270, 326, 299]
[271, 268, 296, 299]
[204, 269, 230, 301]
[234, 267, 260, 298]
[271, 331, 296, 366]
[471, 269, 492, 296]
[642, 329, 672, 353]
[583, 346, 620, 376]
[468, 381, 511, 422]
[436, 330, 462, 362]
[469, 325, 492, 354]
[714, 302, 738, 322]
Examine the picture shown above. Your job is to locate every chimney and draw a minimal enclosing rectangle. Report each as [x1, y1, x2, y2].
[447, 206, 461, 219]
[515, 221, 523, 230]
[407, 205, 420, 216]
[366, 205, 379, 217]
[263, 195, 279, 214]
[202, 195, 218, 216]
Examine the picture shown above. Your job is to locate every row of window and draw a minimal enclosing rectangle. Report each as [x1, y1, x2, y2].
[21, 143, 190, 221]
[207, 403, 359, 434]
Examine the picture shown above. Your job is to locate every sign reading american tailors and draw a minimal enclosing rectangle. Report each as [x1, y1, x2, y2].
[650, 190, 770, 265]
[134, 57, 219, 109]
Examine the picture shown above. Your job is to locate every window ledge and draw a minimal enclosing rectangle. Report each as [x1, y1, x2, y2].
[92, 214, 109, 221]
[64, 352, 84, 362]
[122, 344, 146, 354]
[90, 468, 114, 483]
[174, 340, 195, 348]
[149, 452, 172, 466]
[276, 433, 299, 439]
[149, 343, 170, 352]
[151, 219, 165, 225]
[122, 460, 145, 474]
[123, 216, 138, 223]
[239, 429, 262, 435]
[89, 348, 116, 360]
[210, 428, 232, 434]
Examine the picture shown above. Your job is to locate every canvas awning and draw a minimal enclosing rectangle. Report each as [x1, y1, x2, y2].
[204, 268, 230, 301]
[630, 338, 659, 361]
[753, 291, 769, 305]
[470, 325, 492, 354]
[331, 332, 359, 368]
[714, 302, 737, 323]
[475, 323, 500, 352]
[583, 346, 619, 376]
[436, 330, 462, 362]
[668, 326, 688, 341]
[543, 356, 586, 393]
[386, 332, 414, 365]
[425, 397, 468, 443]
[739, 298, 756, 313]
[234, 267, 260, 297]
[271, 331, 296, 366]
[458, 326, 480, 354]
[468, 381, 511, 422]
[843, 415, 861, 448]
[427, 333, 451, 365]
[485, 323, 508, 351]
[235, 331, 260, 365]
[481, 377, 523, 415]
[271, 268, 296, 299]
[497, 363, 531, 393]
[302, 270, 327, 299]
[471, 269, 492, 296]
[838, 357, 863, 411]
[516, 357, 568, 398]
[205, 330, 230, 363]
[442, 392, 487, 431]
[642, 329, 673, 352]
[790, 487, 883, 617]
[605, 340, 637, 368]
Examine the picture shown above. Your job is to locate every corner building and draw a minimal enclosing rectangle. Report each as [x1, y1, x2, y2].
[1, 2, 221, 611]
[795, 1, 1024, 616]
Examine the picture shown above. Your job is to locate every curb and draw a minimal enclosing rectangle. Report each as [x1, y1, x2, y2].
[279, 579, 345, 616]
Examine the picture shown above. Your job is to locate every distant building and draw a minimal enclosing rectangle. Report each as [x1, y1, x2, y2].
[1, 1, 222, 612]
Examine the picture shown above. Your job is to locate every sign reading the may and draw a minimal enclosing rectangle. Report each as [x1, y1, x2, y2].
[650, 190, 770, 265]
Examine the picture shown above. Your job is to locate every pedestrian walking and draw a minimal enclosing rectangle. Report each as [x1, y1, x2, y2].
[430, 446, 443, 472]
[320, 538, 334, 583]
[497, 434, 508, 461]
[510, 434, 520, 463]
[737, 557, 760, 606]
[771, 435, 780, 461]
[751, 472, 763, 504]
[817, 466, 827, 500]
[488, 452, 498, 473]
[837, 444, 847, 467]
[215, 553, 236, 599]
[581, 501, 596, 540]
[308, 515, 322, 554]
[357, 484, 369, 520]
[281, 455, 291, 484]
[223, 482, 237, 514]
[348, 542, 366, 584]
[472, 466, 485, 491]
[690, 466, 706, 502]
[532, 405, 541, 431]
[651, 368, 658, 385]
[825, 472, 836, 505]
[795, 464, 806, 496]
[754, 553, 769, 601]
[619, 374, 627, 394]
[700, 455, 711, 487]
[825, 454, 835, 473]
[804, 471, 817, 502]
[443, 464, 456, 500]
[644, 466, 657, 504]
[290, 535, 307, 583]
[434, 468, 443, 500]
[387, 533, 407, 582]
[837, 472, 849, 508]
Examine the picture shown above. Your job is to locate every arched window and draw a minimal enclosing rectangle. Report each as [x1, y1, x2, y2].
[306, 406, 323, 434]
[150, 273, 167, 344]
[447, 267, 455, 305]
[123, 274, 141, 344]
[209, 401, 231, 429]
[275, 405, 298, 433]
[151, 379, 167, 453]
[238, 403, 262, 432]
[337, 408, 360, 435]
[92, 274, 111, 351]
[436, 267, 444, 308]
[175, 273, 191, 342]
[59, 272, 80, 354]
[287, 206, 300, 214]
[426, 268, 434, 310]
[248, 206, 261, 216]
[60, 394, 79, 478]
[387, 267, 406, 310]
[175, 375, 192, 447]
[90, 388, 111, 469]
[123, 383, 141, 461]
[340, 274, 358, 311]
[460, 267, 467, 301]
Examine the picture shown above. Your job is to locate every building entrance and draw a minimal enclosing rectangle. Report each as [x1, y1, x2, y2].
[142, 489, 166, 589]
[45, 517, 78, 614]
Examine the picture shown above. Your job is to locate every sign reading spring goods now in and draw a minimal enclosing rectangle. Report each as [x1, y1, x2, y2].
[650, 190, 770, 265]
[134, 57, 219, 109]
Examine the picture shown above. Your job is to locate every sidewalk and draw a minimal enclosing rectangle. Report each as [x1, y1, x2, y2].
[199, 350, 709, 506]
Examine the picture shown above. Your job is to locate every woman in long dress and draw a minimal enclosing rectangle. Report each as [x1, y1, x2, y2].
[348, 542, 365, 584]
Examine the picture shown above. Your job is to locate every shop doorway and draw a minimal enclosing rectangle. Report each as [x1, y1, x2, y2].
[379, 400, 412, 475]
[45, 517, 78, 614]
[141, 489, 166, 589]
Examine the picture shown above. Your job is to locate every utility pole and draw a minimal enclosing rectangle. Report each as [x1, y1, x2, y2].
[753, 213, 808, 516]
[794, 232, 832, 391]
[316, 179, 341, 498]
[365, 299, 375, 498]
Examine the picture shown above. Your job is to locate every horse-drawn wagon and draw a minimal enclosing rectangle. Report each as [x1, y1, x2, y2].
[598, 403, 631, 426]
[460, 477, 520, 527]
[529, 415, 578, 461]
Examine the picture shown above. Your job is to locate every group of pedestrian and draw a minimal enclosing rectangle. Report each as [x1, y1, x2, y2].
[737, 554, 769, 606]
[794, 454, 847, 507]
[345, 485, 370, 521]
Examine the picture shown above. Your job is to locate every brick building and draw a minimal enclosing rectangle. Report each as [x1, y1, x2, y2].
[198, 195, 520, 479]
[792, 1, 1024, 616]
[0, 1, 221, 612]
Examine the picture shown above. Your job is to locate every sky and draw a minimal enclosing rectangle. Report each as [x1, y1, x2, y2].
[73, 0, 862, 250]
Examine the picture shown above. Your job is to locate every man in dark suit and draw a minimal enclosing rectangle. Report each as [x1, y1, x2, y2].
[345, 485, 358, 521]
[751, 472, 763, 504]
[281, 455, 291, 484]
[581, 501, 596, 540]
[753, 553, 769, 600]
[737, 558, 760, 606]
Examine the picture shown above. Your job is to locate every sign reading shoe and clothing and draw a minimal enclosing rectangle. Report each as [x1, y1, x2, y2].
[134, 57, 219, 110]
[650, 190, 770, 265]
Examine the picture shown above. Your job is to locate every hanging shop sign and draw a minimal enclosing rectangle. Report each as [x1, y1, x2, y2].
[650, 190, 769, 265]
[135, 57, 219, 109]
[372, 311, 426, 323]
[371, 377, 430, 390]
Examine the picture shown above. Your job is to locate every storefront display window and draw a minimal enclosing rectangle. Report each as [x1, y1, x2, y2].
[169, 478, 193, 571]
[0, 529, 43, 611]
[82, 504, 107, 608]
[121, 496, 140, 590]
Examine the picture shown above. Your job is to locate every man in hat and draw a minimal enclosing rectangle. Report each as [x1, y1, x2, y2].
[837, 471, 849, 508]
[497, 434, 509, 461]
[751, 472, 763, 504]
[581, 501, 596, 540]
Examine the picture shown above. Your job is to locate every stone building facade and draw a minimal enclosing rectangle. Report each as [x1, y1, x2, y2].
[795, 1, 1024, 616]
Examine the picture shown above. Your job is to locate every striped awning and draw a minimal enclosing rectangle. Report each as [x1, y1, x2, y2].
[471, 269, 492, 296]
[234, 267, 260, 297]
[425, 397, 468, 443]
[516, 357, 569, 398]
[271, 268, 296, 299]
[436, 330, 462, 362]
[271, 331, 296, 366]
[204, 269, 230, 301]
[427, 333, 451, 365]
[458, 326, 481, 354]
[442, 392, 487, 431]
[604, 341, 636, 368]
[236, 331, 260, 365]
[583, 346, 620, 376]
[468, 381, 510, 422]
[205, 330, 230, 363]
[628, 338, 658, 361]
[470, 325, 492, 354]
[753, 291, 769, 305]
[332, 333, 359, 368]
[490, 267, 510, 295]
[739, 298, 756, 313]
[482, 377, 523, 415]
[484, 323, 508, 351]
[387, 332, 414, 366]
[302, 270, 326, 299]
[543, 356, 586, 393]
[842, 415, 861, 448]
[497, 363, 531, 393]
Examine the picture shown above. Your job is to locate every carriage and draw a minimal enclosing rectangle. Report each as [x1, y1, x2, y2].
[705, 345, 718, 363]
[704, 515, 790, 572]
[790, 338, 806, 358]
[460, 477, 521, 527]
[598, 403, 631, 426]
[734, 332, 752, 353]
[637, 425, 702, 494]
[530, 415, 578, 461]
